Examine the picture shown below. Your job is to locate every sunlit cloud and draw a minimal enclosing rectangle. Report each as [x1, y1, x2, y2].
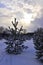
[0, 0, 43, 32]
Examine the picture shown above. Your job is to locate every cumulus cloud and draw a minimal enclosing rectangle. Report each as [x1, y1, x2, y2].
[27, 16, 43, 32]
[0, 0, 43, 32]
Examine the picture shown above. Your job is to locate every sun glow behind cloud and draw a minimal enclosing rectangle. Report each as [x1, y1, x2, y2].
[0, 0, 43, 32]
[19, 12, 33, 28]
[23, 12, 33, 24]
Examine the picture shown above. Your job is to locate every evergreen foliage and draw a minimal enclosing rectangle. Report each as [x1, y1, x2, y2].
[33, 28, 43, 60]
[5, 18, 28, 54]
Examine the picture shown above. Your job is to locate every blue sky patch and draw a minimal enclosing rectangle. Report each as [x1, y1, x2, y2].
[0, 3, 6, 8]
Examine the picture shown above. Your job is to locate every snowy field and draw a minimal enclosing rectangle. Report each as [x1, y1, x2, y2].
[0, 39, 43, 65]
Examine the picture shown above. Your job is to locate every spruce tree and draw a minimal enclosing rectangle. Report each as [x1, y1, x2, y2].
[5, 18, 28, 54]
[33, 28, 43, 60]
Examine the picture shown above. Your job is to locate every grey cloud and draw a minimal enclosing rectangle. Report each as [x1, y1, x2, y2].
[0, 0, 43, 32]
[23, 0, 43, 7]
[41, 9, 43, 15]
[15, 11, 24, 20]
[23, 0, 36, 5]
[17, 2, 23, 8]
[34, 17, 43, 27]
[31, 15, 43, 26]
[28, 16, 43, 32]
[0, 13, 9, 17]
[24, 8, 32, 13]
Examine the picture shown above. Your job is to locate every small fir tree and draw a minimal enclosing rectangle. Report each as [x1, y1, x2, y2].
[33, 28, 43, 60]
[5, 18, 28, 54]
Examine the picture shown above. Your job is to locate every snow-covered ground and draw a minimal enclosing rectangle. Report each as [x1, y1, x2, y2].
[0, 39, 43, 65]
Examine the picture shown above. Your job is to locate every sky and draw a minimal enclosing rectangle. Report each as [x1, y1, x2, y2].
[0, 0, 43, 32]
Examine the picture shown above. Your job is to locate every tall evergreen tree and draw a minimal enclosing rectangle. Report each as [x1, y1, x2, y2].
[33, 28, 43, 60]
[5, 18, 28, 54]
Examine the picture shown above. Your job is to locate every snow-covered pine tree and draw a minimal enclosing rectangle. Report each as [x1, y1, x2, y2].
[33, 28, 43, 60]
[5, 18, 28, 54]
